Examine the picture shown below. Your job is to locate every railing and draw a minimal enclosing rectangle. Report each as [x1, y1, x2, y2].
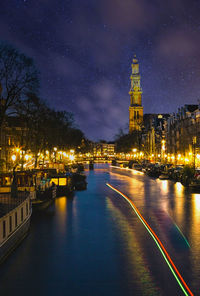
[0, 193, 31, 245]
[0, 192, 28, 218]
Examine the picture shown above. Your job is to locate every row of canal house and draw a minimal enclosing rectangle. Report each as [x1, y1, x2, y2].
[165, 104, 200, 164]
[142, 113, 169, 159]
[0, 117, 28, 171]
[142, 104, 200, 165]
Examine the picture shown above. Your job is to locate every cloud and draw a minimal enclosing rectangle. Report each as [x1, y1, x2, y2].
[99, 0, 155, 32]
[74, 80, 129, 140]
[156, 29, 199, 59]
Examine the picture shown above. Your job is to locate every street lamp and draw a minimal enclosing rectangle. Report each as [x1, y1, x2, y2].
[11, 154, 16, 162]
[69, 154, 75, 161]
[25, 154, 29, 161]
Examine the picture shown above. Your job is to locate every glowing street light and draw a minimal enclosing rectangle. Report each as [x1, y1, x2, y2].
[69, 155, 75, 161]
[24, 154, 29, 161]
[11, 154, 16, 161]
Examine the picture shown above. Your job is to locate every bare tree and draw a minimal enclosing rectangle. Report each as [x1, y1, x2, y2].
[0, 42, 39, 126]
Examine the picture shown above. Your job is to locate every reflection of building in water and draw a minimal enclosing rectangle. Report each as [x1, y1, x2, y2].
[55, 197, 67, 234]
[190, 194, 200, 279]
[160, 180, 168, 194]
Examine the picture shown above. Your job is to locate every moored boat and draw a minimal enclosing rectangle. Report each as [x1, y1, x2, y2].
[50, 172, 74, 197]
[32, 184, 57, 210]
[0, 170, 57, 211]
[72, 173, 87, 190]
[0, 191, 31, 263]
[159, 172, 170, 180]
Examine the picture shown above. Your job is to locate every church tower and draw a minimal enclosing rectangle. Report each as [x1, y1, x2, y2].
[129, 55, 143, 133]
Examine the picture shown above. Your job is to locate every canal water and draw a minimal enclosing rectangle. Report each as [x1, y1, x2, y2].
[0, 164, 200, 295]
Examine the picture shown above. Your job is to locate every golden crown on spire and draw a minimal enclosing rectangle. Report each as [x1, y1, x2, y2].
[132, 54, 138, 64]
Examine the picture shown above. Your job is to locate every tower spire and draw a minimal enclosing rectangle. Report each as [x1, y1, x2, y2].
[129, 56, 143, 132]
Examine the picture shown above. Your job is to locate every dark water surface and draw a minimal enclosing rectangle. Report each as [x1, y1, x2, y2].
[0, 164, 199, 295]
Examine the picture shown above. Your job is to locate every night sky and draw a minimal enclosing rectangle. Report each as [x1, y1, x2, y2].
[1, 0, 200, 141]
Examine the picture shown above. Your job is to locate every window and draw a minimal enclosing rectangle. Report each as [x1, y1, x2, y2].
[9, 216, 12, 233]
[3, 221, 6, 238]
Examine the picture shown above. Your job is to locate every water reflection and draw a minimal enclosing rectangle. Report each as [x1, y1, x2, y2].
[192, 194, 200, 219]
[55, 196, 67, 212]
[1, 165, 200, 295]
[160, 180, 168, 194]
[106, 197, 160, 296]
[110, 168, 200, 293]
[55, 197, 67, 235]
[174, 182, 184, 197]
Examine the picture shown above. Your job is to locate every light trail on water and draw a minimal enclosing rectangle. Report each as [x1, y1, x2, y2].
[106, 183, 194, 296]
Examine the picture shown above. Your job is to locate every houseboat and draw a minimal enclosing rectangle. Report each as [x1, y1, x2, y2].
[50, 172, 74, 197]
[0, 191, 31, 263]
[0, 171, 56, 210]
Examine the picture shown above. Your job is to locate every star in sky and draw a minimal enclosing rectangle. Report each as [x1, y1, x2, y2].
[1, 0, 200, 141]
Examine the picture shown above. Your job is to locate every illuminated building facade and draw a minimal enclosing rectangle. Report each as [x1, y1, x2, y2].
[129, 56, 143, 133]
[143, 114, 169, 158]
[0, 117, 28, 171]
[166, 104, 200, 163]
[93, 143, 115, 158]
